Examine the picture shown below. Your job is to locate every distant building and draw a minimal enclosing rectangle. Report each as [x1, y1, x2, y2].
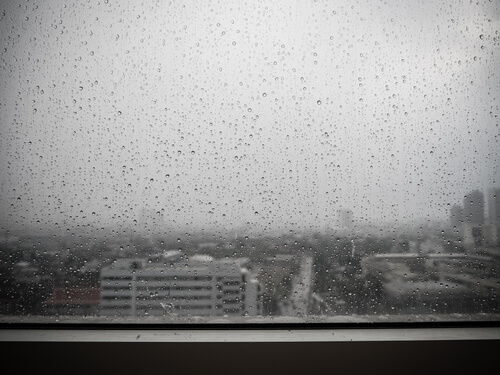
[463, 190, 485, 246]
[45, 287, 100, 316]
[197, 242, 218, 251]
[12, 261, 41, 284]
[463, 190, 485, 224]
[485, 188, 500, 246]
[449, 204, 463, 229]
[337, 209, 353, 229]
[419, 239, 444, 254]
[99, 252, 262, 317]
[488, 188, 500, 222]
[362, 253, 500, 314]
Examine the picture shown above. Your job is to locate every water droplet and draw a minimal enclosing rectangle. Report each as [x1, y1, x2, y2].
[317, 100, 322, 105]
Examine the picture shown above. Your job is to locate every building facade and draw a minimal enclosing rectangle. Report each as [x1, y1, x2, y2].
[485, 188, 500, 246]
[463, 190, 485, 225]
[463, 190, 485, 246]
[449, 204, 463, 230]
[488, 188, 500, 222]
[100, 252, 262, 317]
[337, 209, 353, 229]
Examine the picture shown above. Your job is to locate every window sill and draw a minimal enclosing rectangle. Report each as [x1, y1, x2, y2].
[2, 326, 500, 342]
[1, 314, 499, 342]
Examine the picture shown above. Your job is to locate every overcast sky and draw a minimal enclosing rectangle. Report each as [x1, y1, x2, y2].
[1, 0, 499, 235]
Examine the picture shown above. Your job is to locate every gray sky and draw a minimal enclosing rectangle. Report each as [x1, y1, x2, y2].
[1, 0, 499, 235]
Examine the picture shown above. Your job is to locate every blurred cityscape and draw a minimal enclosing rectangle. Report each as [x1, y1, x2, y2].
[0, 187, 499, 320]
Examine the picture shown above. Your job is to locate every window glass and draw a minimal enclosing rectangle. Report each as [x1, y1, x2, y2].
[0, 0, 499, 323]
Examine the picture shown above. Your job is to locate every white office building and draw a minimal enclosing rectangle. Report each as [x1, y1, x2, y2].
[100, 252, 262, 317]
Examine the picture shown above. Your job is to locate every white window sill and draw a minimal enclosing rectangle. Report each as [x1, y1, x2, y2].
[1, 326, 500, 342]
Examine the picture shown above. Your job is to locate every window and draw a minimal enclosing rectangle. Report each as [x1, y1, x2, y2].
[0, 0, 499, 327]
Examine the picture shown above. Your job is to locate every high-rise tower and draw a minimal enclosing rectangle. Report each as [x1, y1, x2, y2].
[462, 190, 485, 247]
[485, 188, 500, 246]
[463, 190, 485, 225]
[449, 204, 463, 229]
[487, 188, 500, 223]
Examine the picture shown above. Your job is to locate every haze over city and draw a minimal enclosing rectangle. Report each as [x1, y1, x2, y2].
[0, 0, 499, 236]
